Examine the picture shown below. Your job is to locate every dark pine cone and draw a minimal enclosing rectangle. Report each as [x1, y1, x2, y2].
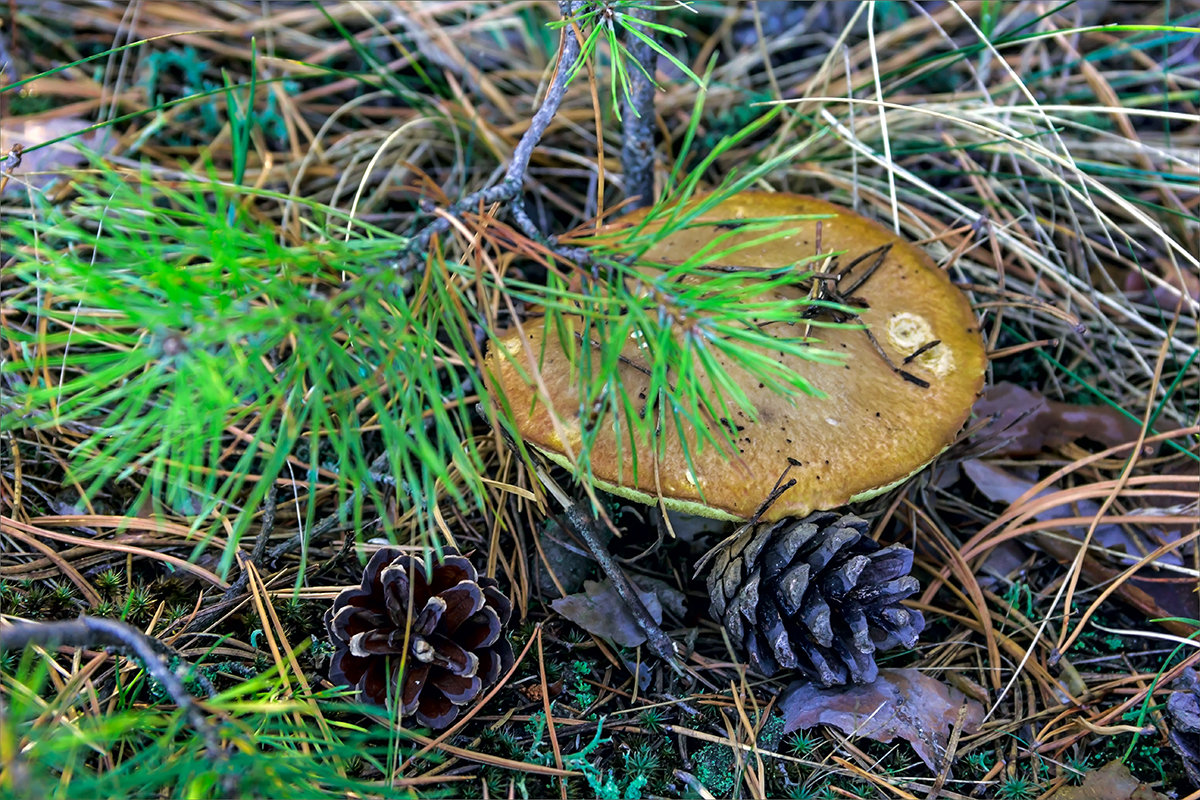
[1167, 667, 1200, 786]
[706, 511, 924, 686]
[325, 546, 514, 728]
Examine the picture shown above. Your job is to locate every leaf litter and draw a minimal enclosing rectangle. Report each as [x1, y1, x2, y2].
[777, 668, 984, 770]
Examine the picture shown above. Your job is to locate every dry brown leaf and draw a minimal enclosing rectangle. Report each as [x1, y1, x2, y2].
[0, 115, 106, 190]
[962, 459, 1185, 569]
[778, 668, 984, 770]
[1046, 759, 1168, 799]
[972, 382, 1144, 457]
[550, 577, 683, 648]
[962, 458, 1195, 624]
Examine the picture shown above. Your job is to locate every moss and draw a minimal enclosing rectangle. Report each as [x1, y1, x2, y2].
[693, 741, 737, 796]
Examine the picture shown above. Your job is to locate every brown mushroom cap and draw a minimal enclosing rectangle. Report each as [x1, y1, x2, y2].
[486, 192, 987, 521]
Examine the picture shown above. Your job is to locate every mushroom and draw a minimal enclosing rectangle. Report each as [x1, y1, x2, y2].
[486, 191, 987, 522]
[484, 191, 987, 682]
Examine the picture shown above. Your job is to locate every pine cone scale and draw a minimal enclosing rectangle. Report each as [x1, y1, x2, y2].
[347, 630, 399, 657]
[723, 569, 759, 642]
[327, 604, 386, 641]
[456, 607, 502, 650]
[416, 691, 456, 729]
[400, 663, 431, 711]
[801, 592, 834, 647]
[433, 671, 482, 704]
[383, 567, 416, 622]
[766, 520, 821, 574]
[823, 554, 869, 596]
[475, 652, 497, 687]
[482, 585, 512, 622]
[428, 557, 473, 593]
[439, 581, 485, 630]
[859, 545, 913, 582]
[411, 595, 447, 635]
[757, 598, 798, 671]
[853, 576, 921, 607]
[425, 634, 478, 674]
[843, 605, 873, 652]
[775, 562, 811, 616]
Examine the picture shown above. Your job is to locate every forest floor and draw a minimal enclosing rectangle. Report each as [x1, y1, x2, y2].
[1, 2, 1199, 798]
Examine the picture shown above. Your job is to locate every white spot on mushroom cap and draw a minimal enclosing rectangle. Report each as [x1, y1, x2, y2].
[887, 312, 954, 378]
[501, 336, 525, 358]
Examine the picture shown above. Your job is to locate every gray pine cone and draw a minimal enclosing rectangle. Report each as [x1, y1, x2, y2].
[706, 511, 924, 686]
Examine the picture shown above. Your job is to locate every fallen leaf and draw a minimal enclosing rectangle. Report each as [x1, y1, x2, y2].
[971, 382, 1144, 457]
[1, 115, 106, 190]
[551, 578, 663, 648]
[1121, 265, 1200, 308]
[535, 517, 612, 596]
[962, 458, 1195, 625]
[1046, 759, 1168, 799]
[962, 459, 1184, 569]
[633, 575, 686, 619]
[777, 668, 984, 770]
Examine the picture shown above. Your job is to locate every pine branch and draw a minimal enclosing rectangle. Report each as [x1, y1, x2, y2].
[0, 616, 224, 759]
[619, 4, 658, 211]
[529, 456, 682, 672]
[408, 0, 589, 261]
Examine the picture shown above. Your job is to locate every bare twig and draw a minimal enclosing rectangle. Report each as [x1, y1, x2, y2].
[530, 459, 682, 672]
[214, 484, 279, 609]
[0, 616, 224, 758]
[409, 1, 588, 258]
[619, 4, 658, 211]
[175, 479, 355, 637]
[267, 451, 389, 563]
[250, 483, 278, 566]
[560, 499, 682, 673]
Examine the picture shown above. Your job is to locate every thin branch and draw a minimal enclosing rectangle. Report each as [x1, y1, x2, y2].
[216, 484, 279, 608]
[619, 4, 658, 211]
[409, 0, 587, 256]
[560, 499, 682, 673]
[250, 483, 278, 565]
[0, 616, 224, 758]
[177, 477, 358, 636]
[530, 459, 682, 673]
[267, 464, 377, 563]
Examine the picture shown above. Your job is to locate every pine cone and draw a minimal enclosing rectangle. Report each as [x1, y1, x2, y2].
[1167, 667, 1200, 786]
[706, 512, 924, 686]
[325, 546, 513, 728]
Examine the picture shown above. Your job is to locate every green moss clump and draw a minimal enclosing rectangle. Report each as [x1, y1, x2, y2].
[692, 741, 737, 797]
